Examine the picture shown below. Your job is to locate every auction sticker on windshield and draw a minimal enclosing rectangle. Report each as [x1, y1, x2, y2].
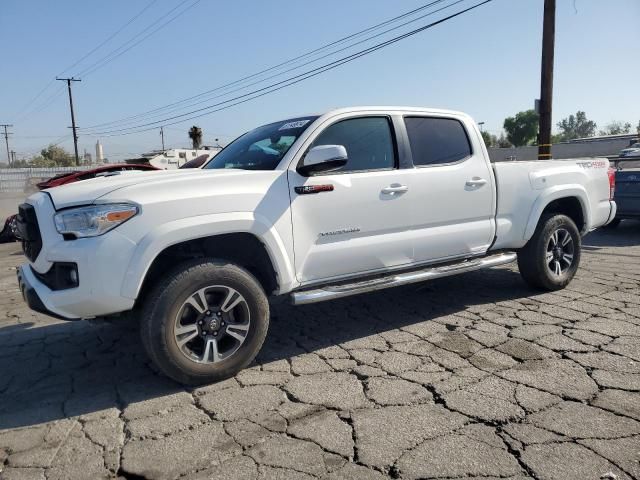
[279, 120, 310, 130]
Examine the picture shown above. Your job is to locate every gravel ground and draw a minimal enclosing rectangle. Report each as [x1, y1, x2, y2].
[0, 224, 639, 480]
[0, 194, 26, 220]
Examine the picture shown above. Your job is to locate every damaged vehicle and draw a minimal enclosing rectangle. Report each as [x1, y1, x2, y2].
[16, 107, 616, 384]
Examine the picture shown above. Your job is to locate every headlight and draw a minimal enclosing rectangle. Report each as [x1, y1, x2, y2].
[54, 203, 138, 238]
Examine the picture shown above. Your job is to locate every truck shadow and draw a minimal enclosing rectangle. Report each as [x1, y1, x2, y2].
[583, 221, 640, 249]
[0, 267, 535, 431]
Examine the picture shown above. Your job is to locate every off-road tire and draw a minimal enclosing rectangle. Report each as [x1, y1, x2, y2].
[517, 214, 581, 291]
[140, 259, 269, 385]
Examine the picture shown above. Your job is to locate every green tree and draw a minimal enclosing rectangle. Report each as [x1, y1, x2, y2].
[496, 133, 512, 148]
[480, 130, 497, 148]
[30, 144, 75, 167]
[188, 126, 203, 149]
[503, 110, 539, 146]
[599, 121, 632, 136]
[10, 159, 30, 168]
[556, 111, 597, 141]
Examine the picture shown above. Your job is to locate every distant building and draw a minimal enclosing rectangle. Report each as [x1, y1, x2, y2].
[83, 150, 92, 164]
[126, 145, 222, 169]
[96, 140, 104, 163]
[565, 133, 638, 145]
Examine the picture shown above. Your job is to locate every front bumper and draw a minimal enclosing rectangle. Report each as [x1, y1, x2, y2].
[16, 193, 138, 320]
[17, 265, 69, 320]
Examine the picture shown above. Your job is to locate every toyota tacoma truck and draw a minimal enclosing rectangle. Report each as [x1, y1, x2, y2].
[16, 107, 617, 384]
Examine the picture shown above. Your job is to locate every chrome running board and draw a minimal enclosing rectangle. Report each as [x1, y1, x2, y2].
[290, 252, 517, 305]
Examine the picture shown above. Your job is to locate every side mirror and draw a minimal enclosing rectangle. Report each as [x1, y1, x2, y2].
[298, 145, 348, 176]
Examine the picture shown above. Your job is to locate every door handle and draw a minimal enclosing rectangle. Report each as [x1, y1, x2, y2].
[381, 184, 409, 194]
[465, 177, 488, 187]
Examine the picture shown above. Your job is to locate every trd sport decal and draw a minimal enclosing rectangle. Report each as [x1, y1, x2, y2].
[576, 160, 607, 169]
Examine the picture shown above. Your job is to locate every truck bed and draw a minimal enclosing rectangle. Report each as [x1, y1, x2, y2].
[490, 158, 614, 250]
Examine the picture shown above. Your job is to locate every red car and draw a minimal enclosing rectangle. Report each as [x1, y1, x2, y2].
[36, 163, 158, 189]
[1, 164, 159, 243]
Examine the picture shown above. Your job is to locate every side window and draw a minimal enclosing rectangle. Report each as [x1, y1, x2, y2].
[404, 117, 472, 166]
[311, 117, 395, 173]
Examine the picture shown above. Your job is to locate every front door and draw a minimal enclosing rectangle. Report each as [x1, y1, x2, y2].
[288, 116, 414, 284]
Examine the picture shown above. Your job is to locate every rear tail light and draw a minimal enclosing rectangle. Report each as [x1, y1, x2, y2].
[607, 167, 616, 200]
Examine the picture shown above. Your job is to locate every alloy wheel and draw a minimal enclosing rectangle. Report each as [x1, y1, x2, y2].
[546, 228, 574, 277]
[173, 285, 250, 364]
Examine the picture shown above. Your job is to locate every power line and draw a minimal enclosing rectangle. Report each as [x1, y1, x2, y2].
[85, 0, 465, 132]
[11, 80, 57, 122]
[87, 0, 493, 137]
[90, 0, 493, 136]
[11, 134, 71, 139]
[82, 0, 455, 131]
[12, 0, 158, 122]
[14, 85, 66, 124]
[60, 0, 158, 77]
[76, 0, 202, 78]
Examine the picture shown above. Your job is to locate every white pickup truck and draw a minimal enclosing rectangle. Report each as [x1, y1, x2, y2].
[16, 107, 617, 384]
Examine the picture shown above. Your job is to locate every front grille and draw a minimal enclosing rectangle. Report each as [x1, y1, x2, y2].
[17, 203, 42, 262]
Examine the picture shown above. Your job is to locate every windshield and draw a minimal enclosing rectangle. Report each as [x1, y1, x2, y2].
[205, 116, 318, 170]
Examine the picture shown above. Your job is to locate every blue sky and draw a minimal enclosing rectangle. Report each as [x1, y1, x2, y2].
[1, 0, 639, 161]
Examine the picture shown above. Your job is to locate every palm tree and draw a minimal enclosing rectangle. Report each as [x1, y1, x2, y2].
[188, 126, 203, 150]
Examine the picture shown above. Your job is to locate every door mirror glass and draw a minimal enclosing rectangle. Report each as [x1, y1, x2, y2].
[298, 145, 348, 176]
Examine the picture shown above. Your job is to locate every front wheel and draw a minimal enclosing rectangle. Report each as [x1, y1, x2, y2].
[517, 214, 581, 291]
[140, 259, 269, 385]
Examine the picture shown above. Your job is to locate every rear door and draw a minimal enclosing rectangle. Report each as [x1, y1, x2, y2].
[288, 115, 414, 284]
[403, 115, 496, 263]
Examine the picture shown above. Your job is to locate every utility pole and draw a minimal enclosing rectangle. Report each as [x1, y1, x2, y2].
[57, 77, 81, 166]
[160, 126, 165, 151]
[1, 124, 13, 166]
[538, 0, 555, 160]
[10, 151, 16, 165]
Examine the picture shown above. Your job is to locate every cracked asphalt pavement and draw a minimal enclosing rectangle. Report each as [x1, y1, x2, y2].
[1, 226, 640, 480]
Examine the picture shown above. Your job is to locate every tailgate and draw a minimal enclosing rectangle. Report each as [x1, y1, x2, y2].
[615, 169, 640, 216]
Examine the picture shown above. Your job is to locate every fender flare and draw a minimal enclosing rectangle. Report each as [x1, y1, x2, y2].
[523, 185, 591, 241]
[120, 211, 296, 299]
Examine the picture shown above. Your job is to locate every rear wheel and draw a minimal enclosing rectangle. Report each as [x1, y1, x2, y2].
[140, 259, 269, 385]
[517, 214, 581, 291]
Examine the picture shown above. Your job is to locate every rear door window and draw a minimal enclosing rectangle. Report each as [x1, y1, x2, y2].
[404, 117, 472, 166]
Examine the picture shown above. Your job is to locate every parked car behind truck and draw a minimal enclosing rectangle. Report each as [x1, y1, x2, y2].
[618, 142, 640, 158]
[1, 164, 160, 244]
[607, 166, 640, 227]
[16, 106, 617, 385]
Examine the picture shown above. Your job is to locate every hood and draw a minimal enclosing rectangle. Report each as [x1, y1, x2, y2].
[42, 168, 269, 209]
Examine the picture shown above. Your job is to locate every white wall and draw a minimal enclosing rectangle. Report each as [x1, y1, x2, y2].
[488, 138, 637, 162]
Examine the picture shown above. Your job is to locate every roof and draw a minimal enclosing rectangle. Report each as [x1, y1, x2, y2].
[272, 106, 471, 126]
[324, 106, 468, 116]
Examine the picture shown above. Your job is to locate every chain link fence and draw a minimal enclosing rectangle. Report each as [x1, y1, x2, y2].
[0, 167, 94, 193]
